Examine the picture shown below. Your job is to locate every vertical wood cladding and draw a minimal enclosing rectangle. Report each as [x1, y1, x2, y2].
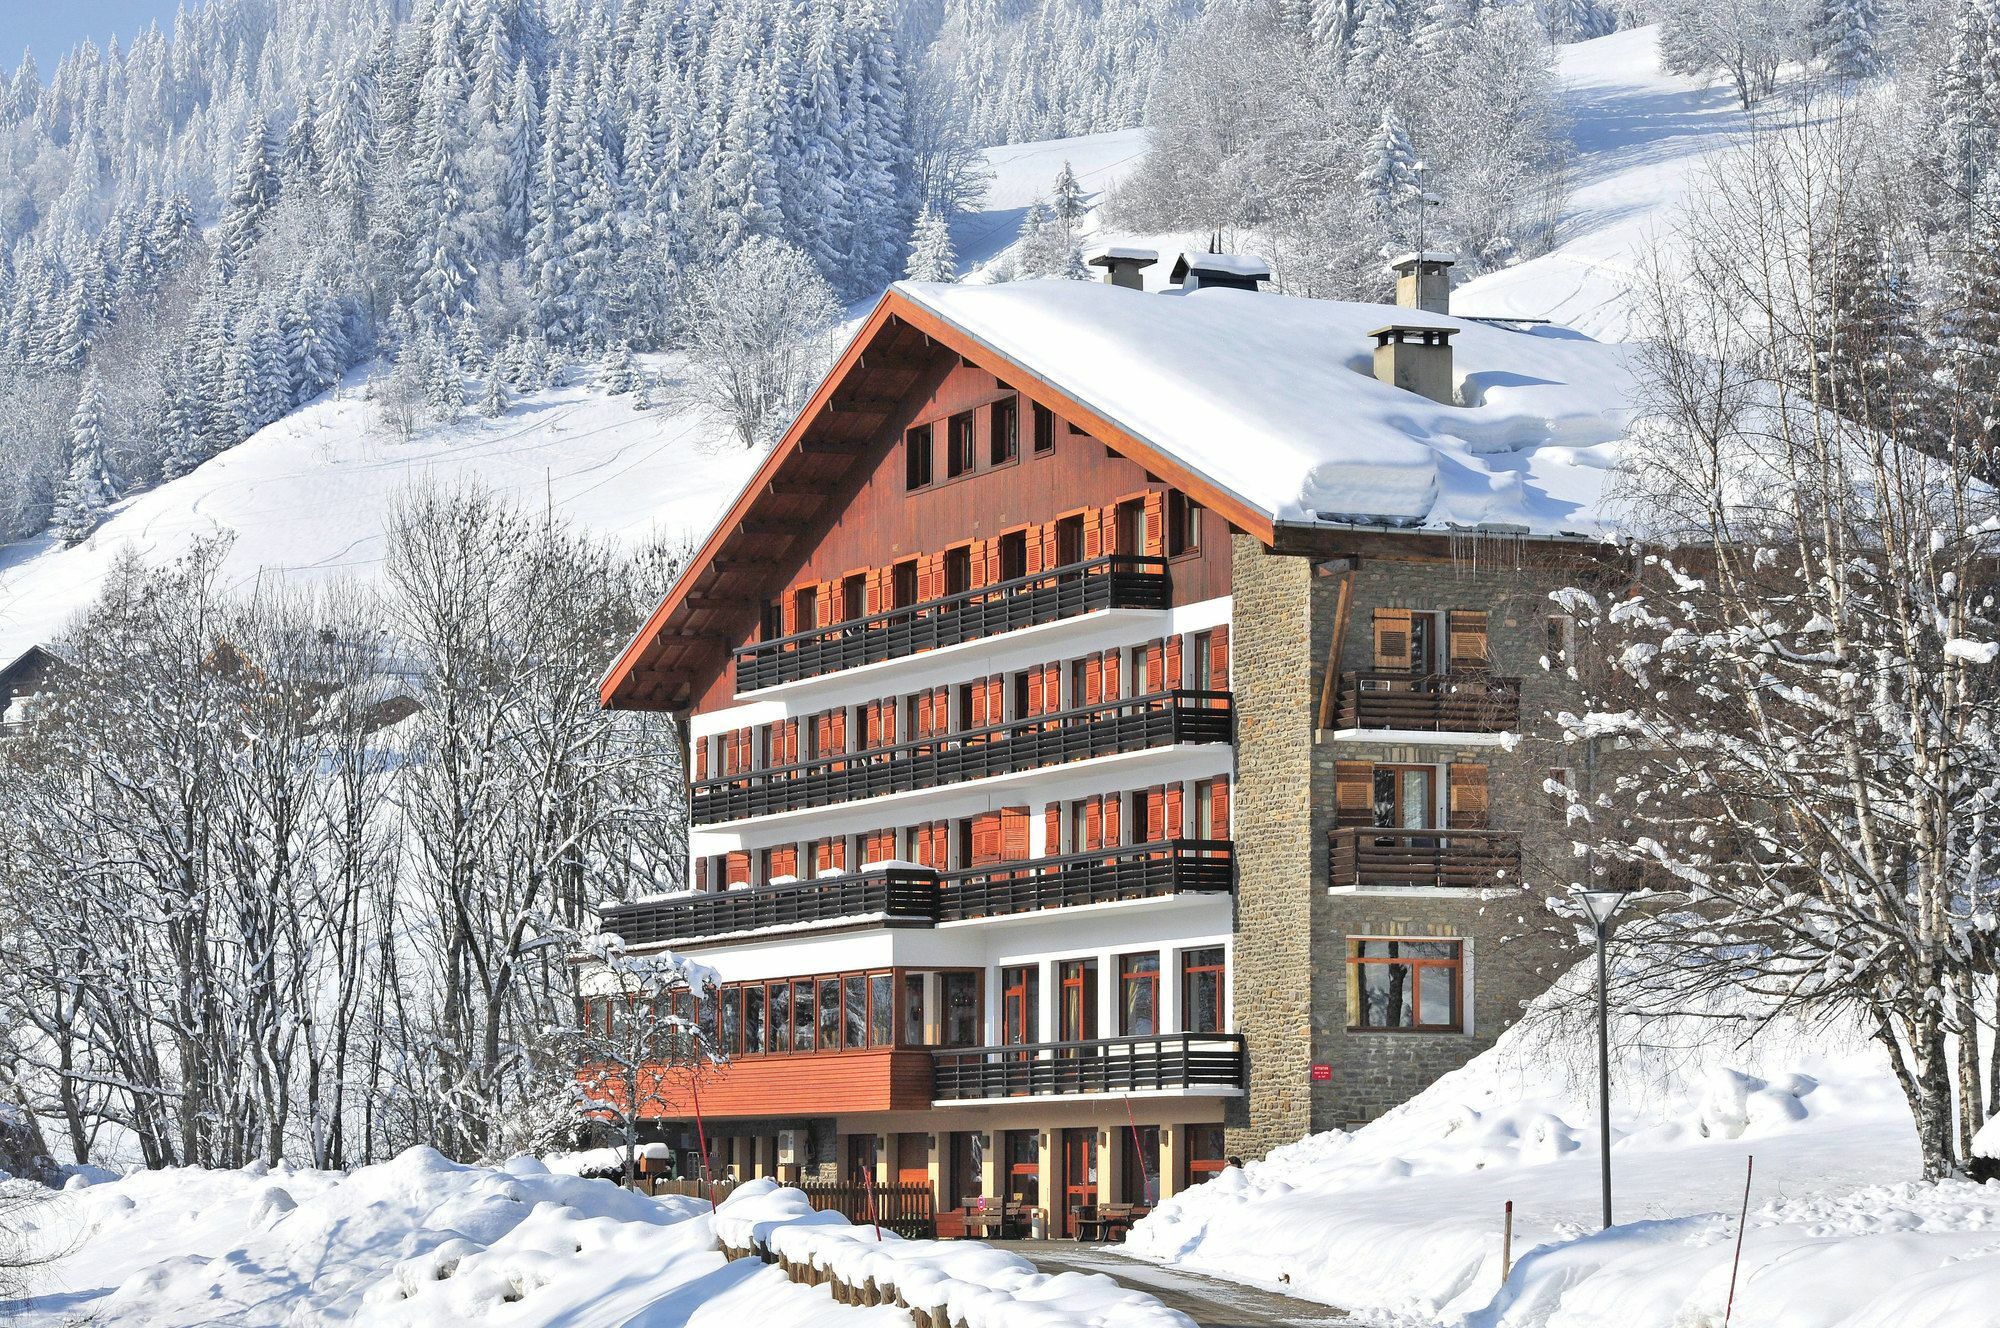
[690, 358, 1232, 711]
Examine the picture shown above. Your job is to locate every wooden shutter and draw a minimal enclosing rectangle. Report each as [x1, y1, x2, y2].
[1103, 793, 1121, 845]
[1448, 610, 1490, 672]
[863, 829, 894, 864]
[723, 851, 751, 886]
[1165, 635, 1184, 691]
[969, 680, 989, 728]
[1448, 762, 1490, 829]
[1143, 491, 1165, 556]
[696, 857, 709, 891]
[1044, 804, 1062, 856]
[971, 812, 1002, 866]
[922, 554, 945, 601]
[1163, 784, 1183, 839]
[984, 539, 1003, 586]
[1083, 658, 1103, 706]
[1209, 780, 1231, 838]
[1082, 507, 1104, 559]
[694, 737, 708, 781]
[782, 718, 799, 764]
[864, 701, 882, 750]
[781, 589, 800, 635]
[1145, 787, 1166, 842]
[771, 845, 798, 879]
[930, 822, 949, 867]
[1336, 760, 1375, 827]
[1044, 663, 1063, 714]
[879, 699, 896, 747]
[1040, 522, 1059, 572]
[814, 581, 837, 628]
[1374, 609, 1414, 671]
[1001, 807, 1030, 860]
[986, 676, 1005, 729]
[829, 708, 847, 756]
[1210, 625, 1230, 690]
[1100, 506, 1121, 556]
[1144, 641, 1164, 694]
[865, 568, 887, 615]
[967, 540, 989, 589]
[1082, 798, 1103, 851]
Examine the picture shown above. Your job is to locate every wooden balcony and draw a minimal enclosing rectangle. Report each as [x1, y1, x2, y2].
[692, 690, 1232, 825]
[735, 555, 1171, 693]
[1335, 672, 1520, 733]
[627, 1047, 934, 1119]
[939, 839, 1233, 921]
[600, 842, 1233, 949]
[600, 868, 940, 948]
[931, 1033, 1246, 1102]
[1327, 826, 1522, 890]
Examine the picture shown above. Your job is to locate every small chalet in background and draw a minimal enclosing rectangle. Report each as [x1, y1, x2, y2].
[587, 245, 1635, 1234]
[0, 644, 69, 734]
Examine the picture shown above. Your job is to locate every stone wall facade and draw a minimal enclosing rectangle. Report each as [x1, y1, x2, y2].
[1229, 537, 1583, 1158]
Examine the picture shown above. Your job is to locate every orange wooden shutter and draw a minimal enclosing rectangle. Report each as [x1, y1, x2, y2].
[1165, 635, 1184, 690]
[1145, 641, 1164, 693]
[1102, 650, 1120, 700]
[831, 837, 847, 871]
[1103, 793, 1121, 845]
[972, 812, 1002, 865]
[1448, 610, 1490, 672]
[866, 569, 886, 615]
[1163, 784, 1183, 838]
[1001, 806, 1029, 860]
[1209, 780, 1230, 838]
[830, 709, 847, 754]
[1144, 787, 1165, 842]
[969, 681, 989, 728]
[1143, 491, 1165, 556]
[694, 737, 708, 781]
[930, 823, 949, 866]
[1083, 658, 1103, 706]
[781, 589, 800, 635]
[1336, 760, 1374, 827]
[1045, 663, 1063, 713]
[1448, 763, 1490, 829]
[968, 540, 988, 589]
[864, 702, 882, 750]
[771, 845, 798, 878]
[1082, 507, 1104, 559]
[879, 699, 896, 746]
[1026, 669, 1045, 717]
[1100, 506, 1120, 556]
[986, 676, 1004, 727]
[1044, 804, 1061, 855]
[864, 829, 893, 864]
[984, 539, 1002, 586]
[723, 851, 750, 886]
[1040, 522, 1059, 571]
[1083, 798, 1103, 851]
[1210, 625, 1230, 689]
[1374, 609, 1414, 671]
[784, 718, 799, 764]
[1026, 527, 1045, 574]
[696, 857, 709, 891]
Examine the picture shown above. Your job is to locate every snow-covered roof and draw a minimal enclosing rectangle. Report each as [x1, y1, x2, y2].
[1389, 250, 1458, 268]
[1169, 251, 1272, 281]
[895, 279, 1638, 536]
[1085, 244, 1160, 263]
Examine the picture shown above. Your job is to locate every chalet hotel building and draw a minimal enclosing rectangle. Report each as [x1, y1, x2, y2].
[595, 250, 1586, 1232]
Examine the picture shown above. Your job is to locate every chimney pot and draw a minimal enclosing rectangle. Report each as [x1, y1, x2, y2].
[1370, 323, 1458, 404]
[1085, 245, 1159, 290]
[1389, 251, 1456, 314]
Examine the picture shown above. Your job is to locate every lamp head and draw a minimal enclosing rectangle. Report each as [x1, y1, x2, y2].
[1573, 886, 1628, 932]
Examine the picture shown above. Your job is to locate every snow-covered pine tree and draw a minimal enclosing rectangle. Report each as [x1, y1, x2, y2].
[1016, 198, 1068, 277]
[1817, 0, 1885, 79]
[480, 371, 509, 418]
[904, 211, 959, 281]
[600, 340, 637, 395]
[217, 112, 280, 277]
[1052, 161, 1087, 231]
[52, 373, 117, 544]
[1356, 106, 1422, 229]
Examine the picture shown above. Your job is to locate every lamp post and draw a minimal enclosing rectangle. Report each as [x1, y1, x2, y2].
[1574, 885, 1627, 1231]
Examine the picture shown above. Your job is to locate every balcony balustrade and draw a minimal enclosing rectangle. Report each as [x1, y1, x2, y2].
[1327, 826, 1522, 890]
[1335, 671, 1521, 733]
[600, 841, 1234, 948]
[931, 1032, 1246, 1101]
[692, 689, 1232, 825]
[735, 555, 1171, 693]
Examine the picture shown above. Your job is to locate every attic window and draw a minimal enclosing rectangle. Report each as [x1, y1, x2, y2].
[1168, 492, 1203, 556]
[947, 412, 976, 478]
[906, 424, 933, 490]
[1033, 404, 1056, 454]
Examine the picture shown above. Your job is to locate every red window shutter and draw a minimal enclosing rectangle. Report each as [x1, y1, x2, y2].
[1044, 664, 1062, 713]
[1025, 670, 1044, 716]
[1144, 787, 1165, 842]
[723, 851, 750, 886]
[931, 823, 949, 867]
[830, 709, 847, 753]
[916, 692, 934, 738]
[863, 829, 889, 864]
[1083, 798, 1103, 851]
[784, 719, 799, 764]
[1040, 522, 1060, 571]
[986, 677, 1005, 727]
[1082, 508, 1104, 560]
[879, 699, 896, 746]
[1210, 780, 1231, 838]
[830, 837, 847, 871]
[1165, 635, 1184, 691]
[1102, 650, 1120, 700]
[864, 702, 881, 750]
[1143, 491, 1165, 556]
[696, 857, 709, 891]
[969, 681, 988, 728]
[1100, 505, 1120, 556]
[1001, 806, 1029, 860]
[781, 588, 800, 635]
[866, 568, 886, 615]
[1210, 624, 1230, 690]
[972, 812, 1002, 866]
[694, 737, 708, 781]
[1045, 804, 1061, 855]
[1026, 527, 1045, 575]
[1145, 641, 1164, 694]
[968, 540, 988, 588]
[816, 581, 838, 628]
[985, 539, 1002, 586]
[772, 845, 798, 878]
[1083, 659, 1103, 706]
[1164, 784, 1184, 839]
[1103, 793, 1121, 845]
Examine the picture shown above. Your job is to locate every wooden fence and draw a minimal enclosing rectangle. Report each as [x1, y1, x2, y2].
[641, 1176, 935, 1239]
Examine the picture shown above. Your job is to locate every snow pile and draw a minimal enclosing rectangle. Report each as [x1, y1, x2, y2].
[718, 1179, 1195, 1328]
[900, 277, 1638, 537]
[1126, 977, 2000, 1327]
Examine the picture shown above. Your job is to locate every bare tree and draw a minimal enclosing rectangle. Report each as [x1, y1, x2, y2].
[671, 237, 841, 450]
[572, 936, 716, 1183]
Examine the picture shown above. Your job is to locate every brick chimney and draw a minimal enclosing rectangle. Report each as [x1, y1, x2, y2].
[1086, 245, 1158, 290]
[1389, 252, 1455, 314]
[1371, 324, 1458, 404]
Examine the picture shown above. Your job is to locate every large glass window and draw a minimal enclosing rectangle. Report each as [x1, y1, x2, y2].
[1033, 403, 1055, 454]
[1120, 1125, 1160, 1204]
[793, 980, 816, 1052]
[1007, 1130, 1041, 1206]
[769, 982, 791, 1053]
[1002, 965, 1039, 1045]
[1167, 491, 1203, 556]
[743, 985, 765, 1054]
[819, 978, 841, 1049]
[844, 974, 868, 1049]
[1119, 953, 1160, 1036]
[1349, 939, 1463, 1031]
[720, 988, 741, 1054]
[903, 973, 926, 1045]
[943, 972, 979, 1046]
[1181, 947, 1225, 1033]
[870, 973, 894, 1047]
[1185, 1124, 1227, 1186]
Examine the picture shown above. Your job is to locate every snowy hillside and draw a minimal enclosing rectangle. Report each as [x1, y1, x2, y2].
[1125, 976, 1998, 1328]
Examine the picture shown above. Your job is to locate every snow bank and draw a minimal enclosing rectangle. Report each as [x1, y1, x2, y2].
[1125, 976, 1999, 1327]
[717, 1179, 1195, 1328]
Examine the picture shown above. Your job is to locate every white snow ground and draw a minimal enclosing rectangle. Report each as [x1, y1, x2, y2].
[1125, 976, 2000, 1328]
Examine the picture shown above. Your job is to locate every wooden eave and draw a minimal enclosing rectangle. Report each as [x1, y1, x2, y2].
[599, 287, 1281, 713]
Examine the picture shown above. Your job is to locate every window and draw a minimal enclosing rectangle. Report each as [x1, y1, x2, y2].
[720, 987, 742, 1053]
[943, 972, 979, 1046]
[1167, 491, 1203, 556]
[1120, 1125, 1160, 1204]
[892, 559, 918, 610]
[947, 411, 976, 477]
[1033, 402, 1056, 454]
[1059, 959, 1098, 1041]
[819, 977, 841, 1049]
[998, 529, 1028, 583]
[1348, 938, 1463, 1031]
[743, 985, 765, 1053]
[1372, 765, 1438, 831]
[793, 980, 817, 1052]
[792, 585, 818, 634]
[1055, 514, 1085, 565]
[870, 973, 895, 1046]
[945, 546, 972, 599]
[843, 573, 866, 621]
[760, 599, 784, 642]
[1119, 952, 1160, 1036]
[844, 974, 868, 1048]
[902, 973, 926, 1045]
[990, 395, 1019, 464]
[770, 981, 791, 1053]
[1002, 965, 1039, 1045]
[906, 424, 934, 489]
[1185, 1124, 1228, 1186]
[1007, 1130, 1041, 1205]
[1181, 947, 1225, 1032]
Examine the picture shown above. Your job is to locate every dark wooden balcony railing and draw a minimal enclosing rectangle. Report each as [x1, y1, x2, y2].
[598, 841, 1233, 949]
[735, 555, 1171, 693]
[692, 689, 1232, 824]
[1327, 826, 1522, 890]
[939, 839, 1233, 921]
[599, 868, 940, 948]
[1336, 672, 1521, 733]
[931, 1032, 1246, 1101]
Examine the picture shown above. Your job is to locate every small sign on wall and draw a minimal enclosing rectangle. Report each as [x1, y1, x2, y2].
[1309, 1063, 1331, 1082]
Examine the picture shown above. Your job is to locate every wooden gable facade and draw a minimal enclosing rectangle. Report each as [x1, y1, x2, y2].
[603, 291, 1247, 713]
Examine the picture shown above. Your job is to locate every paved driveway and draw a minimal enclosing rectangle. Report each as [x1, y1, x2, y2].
[986, 1241, 1375, 1328]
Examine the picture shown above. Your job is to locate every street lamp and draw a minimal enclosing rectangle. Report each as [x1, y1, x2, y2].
[1574, 886, 1627, 1231]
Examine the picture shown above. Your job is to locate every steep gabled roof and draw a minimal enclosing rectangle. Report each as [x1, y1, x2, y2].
[602, 279, 1642, 711]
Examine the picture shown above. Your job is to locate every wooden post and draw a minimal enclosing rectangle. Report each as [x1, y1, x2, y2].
[1315, 571, 1354, 730]
[1501, 1200, 1513, 1284]
[1724, 1155, 1754, 1327]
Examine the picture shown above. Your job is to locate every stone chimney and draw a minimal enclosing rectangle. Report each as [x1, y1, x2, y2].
[1389, 252, 1455, 314]
[1086, 245, 1159, 290]
[1168, 251, 1272, 293]
[1371, 324, 1458, 405]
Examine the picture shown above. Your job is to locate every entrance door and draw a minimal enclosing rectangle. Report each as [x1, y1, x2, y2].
[1061, 1128, 1098, 1236]
[1002, 966, 1039, 1045]
[1058, 959, 1097, 1043]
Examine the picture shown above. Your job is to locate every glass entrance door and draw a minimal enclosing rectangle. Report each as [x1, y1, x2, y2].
[1061, 1127, 1098, 1236]
[1058, 959, 1097, 1043]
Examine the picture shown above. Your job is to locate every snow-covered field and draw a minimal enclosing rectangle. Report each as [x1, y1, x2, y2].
[1126, 976, 2000, 1328]
[2, 1152, 1192, 1328]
